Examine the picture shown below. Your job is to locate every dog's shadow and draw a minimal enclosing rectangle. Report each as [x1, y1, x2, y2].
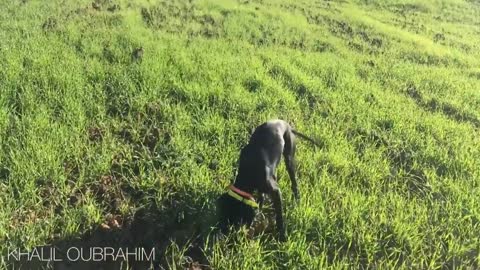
[8, 190, 220, 270]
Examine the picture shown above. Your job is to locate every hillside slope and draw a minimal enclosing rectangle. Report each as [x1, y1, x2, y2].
[1, 0, 479, 269]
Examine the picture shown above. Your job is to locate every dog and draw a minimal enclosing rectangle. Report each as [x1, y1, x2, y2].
[216, 119, 320, 241]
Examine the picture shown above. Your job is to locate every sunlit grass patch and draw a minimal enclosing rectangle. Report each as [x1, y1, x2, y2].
[1, 0, 479, 268]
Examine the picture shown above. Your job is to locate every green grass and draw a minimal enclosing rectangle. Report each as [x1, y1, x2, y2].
[1, 0, 479, 269]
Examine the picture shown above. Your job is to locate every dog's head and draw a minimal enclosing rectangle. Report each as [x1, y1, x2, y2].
[216, 193, 256, 234]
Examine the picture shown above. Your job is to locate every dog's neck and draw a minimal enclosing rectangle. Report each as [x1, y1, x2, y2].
[232, 178, 255, 195]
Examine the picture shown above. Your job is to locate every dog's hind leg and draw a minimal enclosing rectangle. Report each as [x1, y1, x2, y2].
[283, 130, 299, 202]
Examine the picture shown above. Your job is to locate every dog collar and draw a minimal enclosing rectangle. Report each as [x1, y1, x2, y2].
[229, 185, 254, 199]
[227, 185, 259, 208]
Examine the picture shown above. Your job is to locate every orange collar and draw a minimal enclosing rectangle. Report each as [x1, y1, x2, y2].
[228, 185, 254, 200]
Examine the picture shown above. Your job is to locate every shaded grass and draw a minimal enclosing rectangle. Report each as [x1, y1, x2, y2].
[1, 0, 479, 269]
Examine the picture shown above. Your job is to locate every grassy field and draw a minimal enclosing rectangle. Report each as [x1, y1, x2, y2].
[1, 0, 480, 269]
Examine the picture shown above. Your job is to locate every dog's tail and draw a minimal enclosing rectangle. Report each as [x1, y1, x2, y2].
[292, 130, 322, 147]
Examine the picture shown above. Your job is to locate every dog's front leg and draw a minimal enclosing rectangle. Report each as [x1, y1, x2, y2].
[268, 181, 286, 241]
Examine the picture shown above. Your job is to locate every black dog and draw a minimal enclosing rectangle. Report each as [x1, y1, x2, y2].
[217, 119, 320, 241]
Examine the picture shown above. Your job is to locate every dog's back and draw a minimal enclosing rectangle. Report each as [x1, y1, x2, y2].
[249, 120, 290, 146]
